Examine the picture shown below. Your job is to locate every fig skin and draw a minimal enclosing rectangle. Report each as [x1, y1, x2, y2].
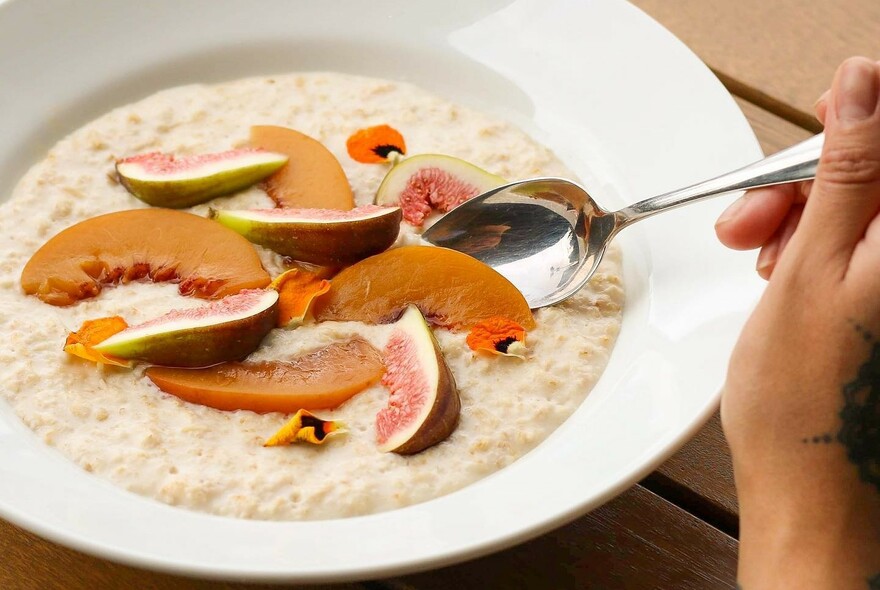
[211, 207, 402, 266]
[116, 150, 288, 208]
[387, 330, 460, 456]
[378, 305, 461, 456]
[94, 293, 279, 368]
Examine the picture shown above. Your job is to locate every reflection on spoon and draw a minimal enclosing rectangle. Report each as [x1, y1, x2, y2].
[423, 133, 825, 308]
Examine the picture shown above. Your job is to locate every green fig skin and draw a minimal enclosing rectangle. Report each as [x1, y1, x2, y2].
[379, 305, 461, 456]
[212, 208, 402, 266]
[116, 153, 288, 208]
[94, 298, 279, 368]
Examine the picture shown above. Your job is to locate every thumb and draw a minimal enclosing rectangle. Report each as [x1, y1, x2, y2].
[797, 57, 880, 255]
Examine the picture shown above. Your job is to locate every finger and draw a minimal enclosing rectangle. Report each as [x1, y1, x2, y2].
[715, 184, 798, 250]
[798, 180, 813, 202]
[815, 89, 830, 125]
[814, 62, 880, 126]
[793, 57, 880, 257]
[757, 205, 804, 280]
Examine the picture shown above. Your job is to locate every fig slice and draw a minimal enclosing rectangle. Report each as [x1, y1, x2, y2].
[94, 289, 279, 368]
[250, 125, 354, 210]
[116, 148, 288, 208]
[211, 204, 401, 266]
[312, 245, 535, 330]
[375, 154, 505, 226]
[20, 209, 271, 306]
[376, 305, 460, 455]
[145, 338, 385, 413]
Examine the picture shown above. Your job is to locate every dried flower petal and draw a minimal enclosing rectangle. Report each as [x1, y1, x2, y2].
[264, 409, 346, 446]
[64, 316, 133, 367]
[466, 317, 527, 359]
[269, 268, 331, 327]
[346, 124, 406, 164]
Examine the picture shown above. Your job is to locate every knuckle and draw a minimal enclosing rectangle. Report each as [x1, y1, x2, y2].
[819, 144, 880, 186]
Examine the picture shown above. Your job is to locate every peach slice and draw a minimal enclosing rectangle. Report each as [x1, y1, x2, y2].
[312, 246, 535, 330]
[145, 337, 385, 413]
[211, 205, 401, 266]
[20, 209, 271, 306]
[250, 126, 354, 210]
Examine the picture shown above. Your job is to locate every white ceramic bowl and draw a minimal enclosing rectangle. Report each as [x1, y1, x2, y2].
[0, 0, 763, 582]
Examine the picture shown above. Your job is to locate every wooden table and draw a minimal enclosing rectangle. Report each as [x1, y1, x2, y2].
[2, 2, 877, 588]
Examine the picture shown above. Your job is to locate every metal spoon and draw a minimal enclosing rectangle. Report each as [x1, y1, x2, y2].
[422, 133, 824, 308]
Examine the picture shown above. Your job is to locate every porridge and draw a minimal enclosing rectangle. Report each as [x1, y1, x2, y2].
[0, 73, 623, 520]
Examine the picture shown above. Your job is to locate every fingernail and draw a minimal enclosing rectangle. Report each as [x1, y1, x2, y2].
[836, 59, 879, 122]
[756, 241, 778, 279]
[813, 89, 829, 109]
[716, 195, 748, 226]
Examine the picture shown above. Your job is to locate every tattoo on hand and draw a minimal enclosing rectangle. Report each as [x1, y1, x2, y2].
[802, 433, 834, 444]
[839, 323, 880, 493]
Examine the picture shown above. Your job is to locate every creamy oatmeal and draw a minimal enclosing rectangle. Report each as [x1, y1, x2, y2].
[0, 73, 624, 520]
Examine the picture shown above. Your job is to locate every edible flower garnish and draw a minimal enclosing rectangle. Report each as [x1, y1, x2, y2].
[269, 268, 331, 327]
[346, 124, 406, 164]
[466, 317, 527, 359]
[264, 409, 346, 446]
[64, 316, 132, 367]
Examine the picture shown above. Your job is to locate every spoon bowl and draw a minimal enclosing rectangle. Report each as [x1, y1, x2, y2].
[421, 178, 616, 308]
[423, 133, 825, 307]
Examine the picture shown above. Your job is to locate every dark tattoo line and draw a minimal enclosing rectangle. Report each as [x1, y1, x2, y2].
[801, 432, 834, 444]
[839, 322, 880, 493]
[852, 320, 873, 342]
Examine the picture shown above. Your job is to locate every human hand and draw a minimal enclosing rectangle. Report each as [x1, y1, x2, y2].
[721, 57, 880, 589]
[714, 60, 880, 281]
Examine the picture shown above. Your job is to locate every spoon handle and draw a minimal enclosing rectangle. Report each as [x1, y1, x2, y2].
[614, 133, 824, 229]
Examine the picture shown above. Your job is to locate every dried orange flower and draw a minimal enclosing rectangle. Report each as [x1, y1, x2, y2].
[466, 317, 527, 359]
[64, 316, 132, 367]
[264, 409, 346, 446]
[346, 124, 406, 164]
[269, 268, 331, 327]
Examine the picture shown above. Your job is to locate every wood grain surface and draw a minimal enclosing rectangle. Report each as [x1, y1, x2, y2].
[0, 517, 367, 590]
[631, 0, 880, 131]
[386, 486, 737, 590]
[734, 97, 815, 154]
